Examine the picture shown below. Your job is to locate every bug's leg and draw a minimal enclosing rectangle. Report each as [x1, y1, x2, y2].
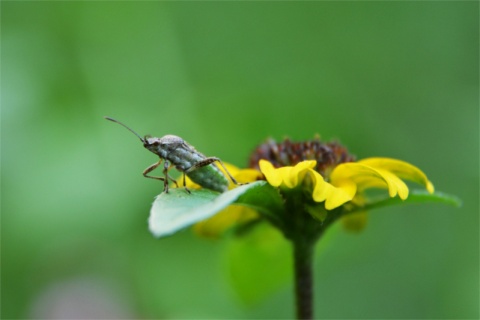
[143, 159, 164, 181]
[186, 157, 245, 186]
[182, 172, 191, 194]
[161, 160, 179, 193]
[143, 159, 177, 193]
[166, 167, 179, 189]
[213, 158, 245, 186]
[163, 161, 169, 193]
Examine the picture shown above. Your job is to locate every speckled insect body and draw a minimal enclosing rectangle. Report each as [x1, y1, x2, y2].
[105, 117, 238, 193]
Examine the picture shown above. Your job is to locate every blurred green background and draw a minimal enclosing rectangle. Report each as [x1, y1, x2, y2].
[2, 2, 478, 319]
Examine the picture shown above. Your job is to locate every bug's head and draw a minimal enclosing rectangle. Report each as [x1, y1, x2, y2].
[142, 135, 163, 153]
[143, 135, 185, 154]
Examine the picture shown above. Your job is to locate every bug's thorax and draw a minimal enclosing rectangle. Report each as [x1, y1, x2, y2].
[143, 135, 183, 157]
[143, 135, 206, 171]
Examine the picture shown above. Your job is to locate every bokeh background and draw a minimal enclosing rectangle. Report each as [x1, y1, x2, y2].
[2, 2, 478, 319]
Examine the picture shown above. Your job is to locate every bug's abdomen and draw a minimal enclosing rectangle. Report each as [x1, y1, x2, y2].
[187, 165, 229, 193]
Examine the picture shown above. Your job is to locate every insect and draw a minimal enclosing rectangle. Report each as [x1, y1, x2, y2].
[104, 116, 243, 193]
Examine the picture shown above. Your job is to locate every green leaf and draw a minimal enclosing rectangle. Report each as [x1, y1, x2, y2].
[149, 181, 282, 238]
[360, 190, 462, 213]
[234, 182, 287, 229]
[225, 222, 292, 304]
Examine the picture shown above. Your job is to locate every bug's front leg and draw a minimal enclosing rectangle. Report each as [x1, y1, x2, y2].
[143, 159, 164, 181]
[162, 160, 177, 193]
[143, 158, 178, 193]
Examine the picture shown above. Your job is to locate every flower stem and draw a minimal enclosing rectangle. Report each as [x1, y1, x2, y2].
[293, 237, 315, 320]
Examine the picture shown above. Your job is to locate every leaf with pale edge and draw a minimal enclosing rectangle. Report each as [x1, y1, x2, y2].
[149, 181, 284, 238]
[360, 190, 462, 213]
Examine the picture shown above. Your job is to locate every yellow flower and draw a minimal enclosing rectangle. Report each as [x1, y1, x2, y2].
[147, 135, 458, 320]
[176, 137, 435, 238]
[259, 157, 434, 210]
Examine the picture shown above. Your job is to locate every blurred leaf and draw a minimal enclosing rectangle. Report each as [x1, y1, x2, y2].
[360, 190, 462, 213]
[341, 211, 368, 233]
[226, 223, 292, 305]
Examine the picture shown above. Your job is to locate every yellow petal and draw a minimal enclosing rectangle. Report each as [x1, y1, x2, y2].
[284, 160, 317, 188]
[324, 178, 357, 210]
[259, 159, 284, 187]
[358, 158, 434, 193]
[330, 162, 409, 200]
[309, 170, 329, 202]
[216, 162, 261, 188]
[221, 162, 241, 176]
[309, 170, 355, 210]
[259, 159, 317, 188]
[234, 168, 263, 183]
[374, 168, 409, 200]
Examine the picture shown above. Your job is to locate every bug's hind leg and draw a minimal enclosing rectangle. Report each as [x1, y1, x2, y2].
[185, 157, 246, 186]
[182, 173, 191, 194]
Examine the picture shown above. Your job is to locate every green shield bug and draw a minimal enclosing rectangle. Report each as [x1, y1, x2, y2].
[105, 117, 243, 193]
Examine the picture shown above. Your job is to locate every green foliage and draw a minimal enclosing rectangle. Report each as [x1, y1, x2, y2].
[149, 175, 461, 313]
[360, 190, 462, 213]
[226, 223, 292, 305]
[149, 181, 289, 237]
[149, 182, 267, 237]
[2, 1, 477, 319]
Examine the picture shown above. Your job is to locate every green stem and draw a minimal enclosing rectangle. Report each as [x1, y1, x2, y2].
[293, 237, 315, 320]
[283, 187, 324, 319]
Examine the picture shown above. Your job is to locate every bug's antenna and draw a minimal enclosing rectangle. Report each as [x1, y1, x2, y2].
[104, 116, 145, 143]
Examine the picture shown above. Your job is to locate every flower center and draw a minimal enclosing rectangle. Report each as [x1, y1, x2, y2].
[249, 137, 355, 179]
